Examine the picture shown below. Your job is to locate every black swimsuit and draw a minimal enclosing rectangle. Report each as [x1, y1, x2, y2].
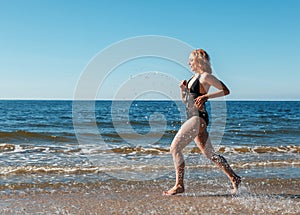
[186, 75, 209, 125]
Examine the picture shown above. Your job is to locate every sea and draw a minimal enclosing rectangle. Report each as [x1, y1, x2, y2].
[0, 100, 299, 194]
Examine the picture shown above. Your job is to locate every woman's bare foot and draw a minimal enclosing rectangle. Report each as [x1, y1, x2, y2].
[163, 185, 184, 196]
[231, 175, 241, 195]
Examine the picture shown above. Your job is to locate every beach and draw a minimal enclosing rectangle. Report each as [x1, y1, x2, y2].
[0, 100, 299, 214]
[0, 178, 299, 214]
[2, 0, 300, 213]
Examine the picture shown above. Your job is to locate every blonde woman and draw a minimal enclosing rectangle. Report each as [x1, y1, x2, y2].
[164, 49, 241, 195]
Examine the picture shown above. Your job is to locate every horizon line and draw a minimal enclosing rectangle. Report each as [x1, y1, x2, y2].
[0, 98, 299, 102]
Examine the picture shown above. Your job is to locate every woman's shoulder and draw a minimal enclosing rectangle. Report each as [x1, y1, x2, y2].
[200, 72, 219, 84]
[200, 72, 212, 80]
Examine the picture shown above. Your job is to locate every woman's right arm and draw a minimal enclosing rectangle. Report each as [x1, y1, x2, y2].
[180, 80, 187, 103]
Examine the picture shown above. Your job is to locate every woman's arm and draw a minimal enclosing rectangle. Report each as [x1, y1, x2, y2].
[194, 73, 230, 107]
[204, 73, 230, 99]
[179, 80, 187, 103]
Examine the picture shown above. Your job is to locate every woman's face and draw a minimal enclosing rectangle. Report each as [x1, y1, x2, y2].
[188, 53, 200, 72]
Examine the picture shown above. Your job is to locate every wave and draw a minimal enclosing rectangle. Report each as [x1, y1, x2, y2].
[0, 130, 74, 142]
[0, 143, 80, 154]
[110, 146, 169, 155]
[1, 159, 299, 177]
[100, 132, 169, 139]
[0, 143, 15, 152]
[232, 160, 300, 168]
[1, 143, 299, 155]
[0, 166, 100, 176]
[189, 160, 300, 169]
[106, 145, 300, 155]
[81, 145, 300, 155]
[216, 145, 300, 154]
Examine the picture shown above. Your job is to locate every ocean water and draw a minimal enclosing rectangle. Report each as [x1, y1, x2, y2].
[0, 100, 299, 192]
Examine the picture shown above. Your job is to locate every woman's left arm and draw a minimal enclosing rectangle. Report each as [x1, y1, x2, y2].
[194, 74, 230, 107]
[204, 73, 230, 99]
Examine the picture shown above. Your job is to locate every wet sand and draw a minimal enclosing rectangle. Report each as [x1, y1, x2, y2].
[0, 178, 299, 215]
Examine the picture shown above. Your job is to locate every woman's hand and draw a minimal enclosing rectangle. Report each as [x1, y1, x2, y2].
[179, 80, 187, 90]
[194, 95, 208, 109]
[180, 80, 188, 104]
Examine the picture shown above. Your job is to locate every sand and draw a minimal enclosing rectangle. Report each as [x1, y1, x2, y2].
[0, 178, 299, 215]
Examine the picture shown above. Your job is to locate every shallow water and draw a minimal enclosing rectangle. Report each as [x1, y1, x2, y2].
[0, 178, 299, 214]
[0, 100, 299, 193]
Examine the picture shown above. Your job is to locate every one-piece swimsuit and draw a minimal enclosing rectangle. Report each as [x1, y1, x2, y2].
[186, 75, 209, 125]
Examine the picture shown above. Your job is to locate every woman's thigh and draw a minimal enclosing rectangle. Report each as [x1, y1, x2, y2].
[171, 116, 200, 152]
[194, 118, 215, 158]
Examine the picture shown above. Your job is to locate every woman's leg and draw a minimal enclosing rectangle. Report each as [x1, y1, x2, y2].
[164, 116, 200, 195]
[194, 119, 241, 194]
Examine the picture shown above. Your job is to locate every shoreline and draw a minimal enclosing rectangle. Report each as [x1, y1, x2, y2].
[1, 178, 299, 214]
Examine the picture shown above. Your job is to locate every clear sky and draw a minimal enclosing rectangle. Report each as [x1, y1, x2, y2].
[1, 0, 299, 100]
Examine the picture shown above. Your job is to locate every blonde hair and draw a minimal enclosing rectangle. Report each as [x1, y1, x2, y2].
[191, 49, 212, 74]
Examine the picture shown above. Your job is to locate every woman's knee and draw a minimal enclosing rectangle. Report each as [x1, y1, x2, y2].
[195, 136, 215, 158]
[170, 144, 181, 155]
[195, 130, 209, 146]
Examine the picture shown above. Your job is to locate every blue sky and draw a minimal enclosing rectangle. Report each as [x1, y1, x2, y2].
[0, 0, 299, 100]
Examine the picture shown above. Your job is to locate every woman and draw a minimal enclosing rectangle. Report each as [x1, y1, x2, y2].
[163, 49, 241, 195]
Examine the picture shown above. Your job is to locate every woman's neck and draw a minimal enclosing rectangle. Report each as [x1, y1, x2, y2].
[194, 69, 205, 75]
